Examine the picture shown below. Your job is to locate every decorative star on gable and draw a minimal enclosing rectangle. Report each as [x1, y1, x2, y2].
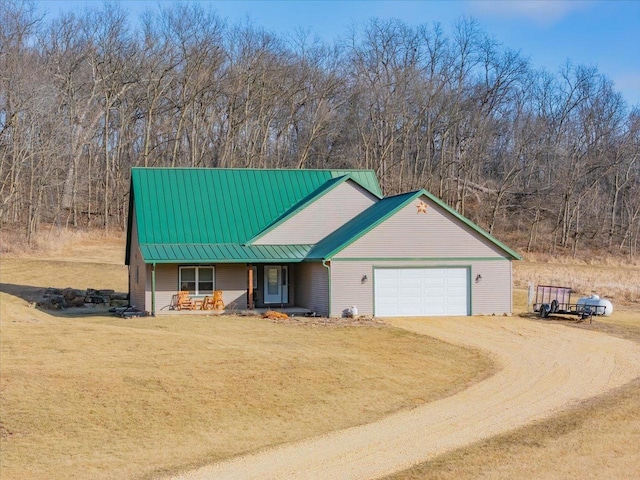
[416, 201, 428, 214]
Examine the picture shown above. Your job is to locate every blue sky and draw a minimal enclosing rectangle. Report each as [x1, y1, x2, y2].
[38, 0, 640, 106]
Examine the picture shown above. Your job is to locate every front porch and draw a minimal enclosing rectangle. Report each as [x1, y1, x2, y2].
[164, 306, 315, 317]
[150, 261, 328, 317]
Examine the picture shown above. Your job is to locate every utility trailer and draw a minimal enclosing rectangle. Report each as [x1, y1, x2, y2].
[532, 285, 609, 321]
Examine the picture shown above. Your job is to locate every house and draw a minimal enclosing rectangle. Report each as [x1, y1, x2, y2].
[125, 168, 521, 317]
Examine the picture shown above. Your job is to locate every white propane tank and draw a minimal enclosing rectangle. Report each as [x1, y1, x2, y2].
[577, 294, 613, 317]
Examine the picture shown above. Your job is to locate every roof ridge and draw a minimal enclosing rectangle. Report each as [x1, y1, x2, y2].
[126, 168, 383, 260]
[140, 242, 315, 246]
[131, 167, 377, 173]
[380, 190, 421, 200]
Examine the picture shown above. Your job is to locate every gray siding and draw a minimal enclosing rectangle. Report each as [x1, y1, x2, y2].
[295, 262, 329, 316]
[254, 181, 377, 245]
[154, 264, 178, 313]
[152, 264, 249, 315]
[329, 261, 373, 317]
[329, 195, 513, 317]
[214, 264, 249, 311]
[128, 211, 147, 311]
[336, 195, 506, 259]
[330, 259, 512, 317]
[471, 260, 512, 315]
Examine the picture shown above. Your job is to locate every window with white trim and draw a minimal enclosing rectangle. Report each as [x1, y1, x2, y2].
[179, 266, 214, 295]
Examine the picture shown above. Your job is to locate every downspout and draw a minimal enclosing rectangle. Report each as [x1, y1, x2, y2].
[322, 259, 331, 317]
[151, 262, 156, 316]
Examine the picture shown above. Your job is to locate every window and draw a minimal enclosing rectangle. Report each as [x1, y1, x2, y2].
[179, 266, 215, 295]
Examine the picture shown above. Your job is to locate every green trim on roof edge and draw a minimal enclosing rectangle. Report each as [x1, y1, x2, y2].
[418, 189, 522, 260]
[246, 174, 380, 245]
[139, 243, 313, 263]
[326, 256, 510, 262]
[306, 191, 422, 260]
[306, 189, 521, 261]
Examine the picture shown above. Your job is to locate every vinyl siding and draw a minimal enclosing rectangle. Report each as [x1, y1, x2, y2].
[154, 264, 178, 313]
[152, 264, 249, 314]
[296, 262, 329, 316]
[329, 261, 374, 317]
[336, 195, 506, 259]
[471, 260, 512, 315]
[330, 259, 512, 317]
[253, 181, 377, 245]
[215, 264, 249, 311]
[128, 211, 147, 311]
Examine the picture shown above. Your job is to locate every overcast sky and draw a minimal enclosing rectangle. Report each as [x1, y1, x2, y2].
[38, 0, 640, 107]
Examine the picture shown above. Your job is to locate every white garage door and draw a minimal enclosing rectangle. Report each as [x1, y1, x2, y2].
[374, 268, 469, 317]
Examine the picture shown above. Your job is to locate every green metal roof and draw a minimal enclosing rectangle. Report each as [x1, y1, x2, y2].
[140, 244, 312, 263]
[306, 189, 522, 260]
[126, 168, 519, 264]
[126, 167, 382, 264]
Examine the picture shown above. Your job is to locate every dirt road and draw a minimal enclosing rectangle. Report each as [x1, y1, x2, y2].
[170, 316, 640, 480]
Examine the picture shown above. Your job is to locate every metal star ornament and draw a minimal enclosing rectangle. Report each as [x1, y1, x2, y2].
[416, 201, 428, 214]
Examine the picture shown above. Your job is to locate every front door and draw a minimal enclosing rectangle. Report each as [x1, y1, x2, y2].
[264, 266, 288, 304]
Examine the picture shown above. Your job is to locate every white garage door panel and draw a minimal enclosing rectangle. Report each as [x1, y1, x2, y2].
[374, 268, 469, 317]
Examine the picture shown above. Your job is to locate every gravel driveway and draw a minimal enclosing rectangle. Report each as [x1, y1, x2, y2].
[170, 316, 640, 480]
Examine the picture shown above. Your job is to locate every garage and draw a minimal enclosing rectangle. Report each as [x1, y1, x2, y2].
[374, 267, 469, 317]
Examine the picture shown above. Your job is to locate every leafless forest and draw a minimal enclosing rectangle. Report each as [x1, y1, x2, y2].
[1, 1, 639, 256]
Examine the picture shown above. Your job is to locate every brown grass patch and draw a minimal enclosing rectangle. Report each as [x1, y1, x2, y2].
[1, 258, 128, 297]
[0, 243, 492, 480]
[1, 227, 125, 265]
[384, 378, 640, 480]
[514, 256, 640, 304]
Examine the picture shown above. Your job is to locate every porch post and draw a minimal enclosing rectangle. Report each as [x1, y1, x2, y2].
[151, 262, 156, 316]
[247, 264, 254, 310]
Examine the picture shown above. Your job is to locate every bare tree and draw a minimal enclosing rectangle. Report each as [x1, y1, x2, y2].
[1, 1, 639, 257]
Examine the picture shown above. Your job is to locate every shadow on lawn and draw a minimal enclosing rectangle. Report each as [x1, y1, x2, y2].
[0, 282, 43, 302]
[0, 282, 125, 317]
[517, 311, 640, 342]
[519, 310, 597, 326]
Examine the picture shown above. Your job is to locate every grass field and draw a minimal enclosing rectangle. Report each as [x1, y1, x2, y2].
[0, 233, 492, 480]
[2, 230, 639, 480]
[513, 253, 640, 304]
